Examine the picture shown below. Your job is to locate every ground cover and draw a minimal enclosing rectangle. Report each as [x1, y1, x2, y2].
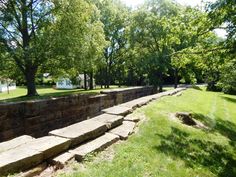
[58, 88, 236, 177]
[0, 85, 125, 102]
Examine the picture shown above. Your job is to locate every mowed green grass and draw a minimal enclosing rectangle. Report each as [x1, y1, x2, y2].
[0, 85, 124, 102]
[0, 86, 172, 102]
[58, 88, 236, 177]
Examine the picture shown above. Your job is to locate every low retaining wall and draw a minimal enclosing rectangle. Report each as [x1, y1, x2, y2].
[0, 86, 154, 142]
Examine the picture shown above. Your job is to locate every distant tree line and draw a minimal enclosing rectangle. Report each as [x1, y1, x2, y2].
[0, 0, 235, 96]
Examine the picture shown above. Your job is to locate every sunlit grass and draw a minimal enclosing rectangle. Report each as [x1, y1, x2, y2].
[58, 88, 236, 177]
[0, 85, 125, 102]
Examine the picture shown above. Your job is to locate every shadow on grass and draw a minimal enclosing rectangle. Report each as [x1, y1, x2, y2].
[154, 127, 236, 177]
[192, 113, 236, 144]
[154, 113, 236, 176]
[221, 96, 236, 104]
[0, 89, 98, 103]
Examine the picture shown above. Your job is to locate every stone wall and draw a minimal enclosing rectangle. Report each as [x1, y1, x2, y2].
[0, 86, 154, 142]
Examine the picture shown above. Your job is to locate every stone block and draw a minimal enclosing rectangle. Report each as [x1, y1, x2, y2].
[49, 119, 107, 147]
[0, 127, 25, 142]
[0, 135, 35, 154]
[0, 146, 43, 176]
[92, 114, 124, 129]
[102, 106, 133, 116]
[50, 152, 74, 168]
[124, 114, 141, 122]
[110, 121, 136, 140]
[70, 133, 119, 161]
[120, 97, 151, 109]
[25, 136, 71, 160]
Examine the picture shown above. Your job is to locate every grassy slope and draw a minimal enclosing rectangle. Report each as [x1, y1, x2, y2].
[59, 88, 236, 177]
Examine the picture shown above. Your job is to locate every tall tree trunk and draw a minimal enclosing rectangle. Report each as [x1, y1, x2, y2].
[25, 68, 38, 96]
[84, 71, 87, 90]
[106, 67, 110, 88]
[89, 71, 94, 90]
[159, 72, 163, 92]
[7, 80, 9, 94]
[174, 68, 178, 89]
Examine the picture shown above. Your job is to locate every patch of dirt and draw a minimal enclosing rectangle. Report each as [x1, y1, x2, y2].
[170, 112, 208, 130]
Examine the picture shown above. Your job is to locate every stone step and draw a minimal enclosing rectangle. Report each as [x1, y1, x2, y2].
[124, 113, 144, 123]
[145, 88, 186, 101]
[102, 105, 132, 116]
[49, 119, 107, 147]
[0, 136, 70, 176]
[109, 121, 136, 140]
[70, 133, 119, 162]
[24, 136, 71, 160]
[0, 135, 35, 154]
[0, 145, 43, 176]
[91, 114, 124, 129]
[50, 152, 75, 169]
[119, 97, 152, 109]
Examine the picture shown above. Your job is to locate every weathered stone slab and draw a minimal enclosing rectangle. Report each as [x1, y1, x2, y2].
[147, 93, 164, 100]
[0, 135, 35, 154]
[49, 119, 107, 147]
[100, 86, 143, 94]
[102, 106, 132, 116]
[0, 136, 71, 176]
[50, 152, 74, 168]
[25, 136, 71, 160]
[119, 97, 151, 109]
[124, 114, 141, 123]
[92, 114, 124, 129]
[0, 146, 43, 176]
[146, 88, 186, 101]
[109, 121, 136, 140]
[70, 133, 119, 161]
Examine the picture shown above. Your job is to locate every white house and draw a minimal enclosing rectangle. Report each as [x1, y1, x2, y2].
[0, 79, 16, 93]
[56, 74, 95, 89]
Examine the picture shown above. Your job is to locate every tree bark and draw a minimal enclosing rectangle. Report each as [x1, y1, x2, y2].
[25, 68, 38, 96]
[89, 71, 94, 90]
[159, 72, 163, 92]
[7, 80, 9, 94]
[106, 66, 110, 88]
[84, 71, 87, 90]
[174, 68, 178, 89]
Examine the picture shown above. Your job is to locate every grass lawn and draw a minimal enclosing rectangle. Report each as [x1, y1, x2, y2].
[58, 88, 236, 177]
[0, 85, 173, 103]
[0, 85, 125, 102]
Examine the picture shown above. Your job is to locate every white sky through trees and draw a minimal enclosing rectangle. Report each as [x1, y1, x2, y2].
[121, 0, 227, 38]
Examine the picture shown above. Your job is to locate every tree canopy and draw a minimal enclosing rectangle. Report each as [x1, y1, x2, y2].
[0, 0, 235, 96]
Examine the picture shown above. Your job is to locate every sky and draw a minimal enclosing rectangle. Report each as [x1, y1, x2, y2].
[121, 0, 227, 38]
[121, 0, 214, 8]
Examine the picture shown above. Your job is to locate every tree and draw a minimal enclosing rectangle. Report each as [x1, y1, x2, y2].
[0, 0, 56, 96]
[208, 0, 236, 52]
[94, 0, 129, 88]
[129, 0, 181, 91]
[207, 0, 236, 93]
[52, 0, 107, 90]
